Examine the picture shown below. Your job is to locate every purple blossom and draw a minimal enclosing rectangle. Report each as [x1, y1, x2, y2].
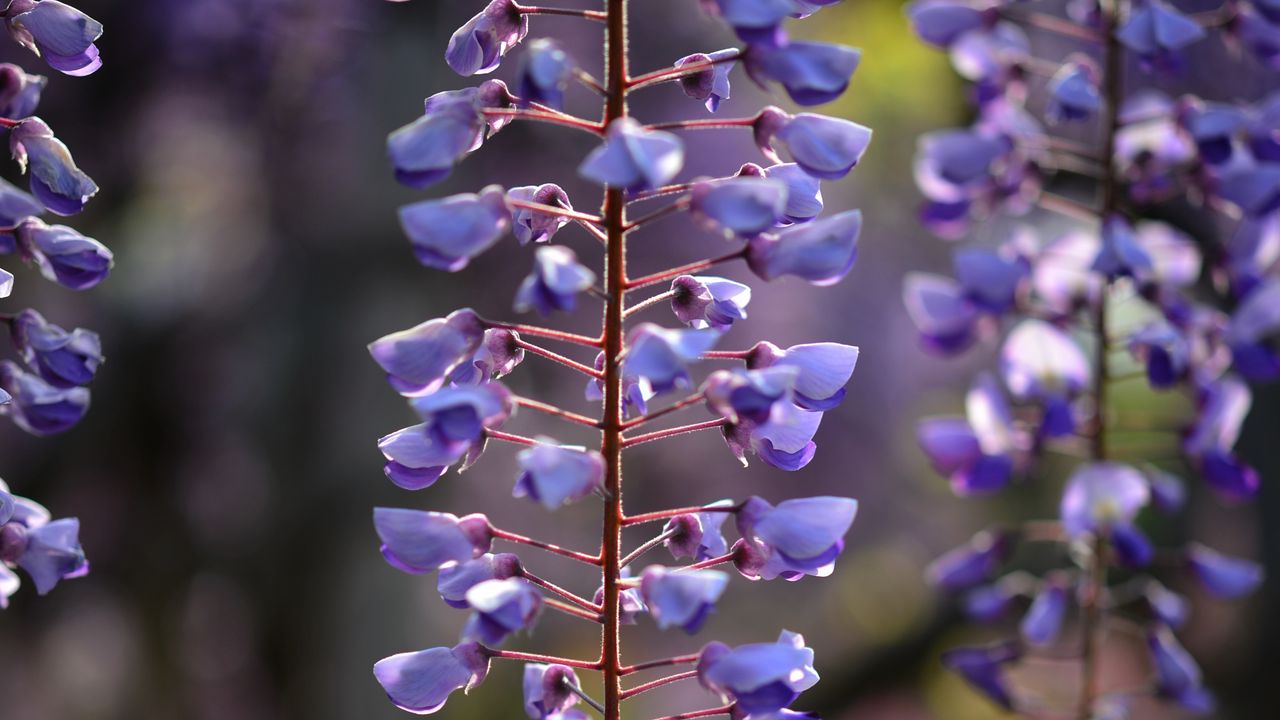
[746, 340, 858, 410]
[508, 184, 573, 244]
[1093, 214, 1153, 280]
[697, 630, 820, 715]
[734, 495, 857, 581]
[514, 246, 596, 316]
[1145, 580, 1190, 628]
[586, 349, 653, 418]
[1148, 625, 1215, 713]
[14, 217, 110, 289]
[1145, 464, 1186, 513]
[513, 440, 605, 509]
[1019, 574, 1068, 647]
[579, 118, 684, 191]
[711, 0, 796, 47]
[689, 176, 788, 237]
[1183, 376, 1259, 499]
[639, 565, 729, 633]
[387, 94, 485, 188]
[445, 0, 528, 76]
[399, 186, 512, 271]
[3, 0, 102, 76]
[461, 577, 543, 646]
[374, 508, 492, 574]
[523, 664, 580, 719]
[0, 175, 42, 225]
[743, 41, 860, 107]
[676, 48, 737, 112]
[373, 642, 490, 714]
[9, 117, 97, 215]
[721, 395, 823, 470]
[1185, 543, 1264, 599]
[1180, 101, 1245, 166]
[1060, 462, 1152, 567]
[0, 62, 45, 118]
[671, 275, 752, 330]
[623, 323, 720, 397]
[704, 367, 797, 426]
[963, 574, 1025, 623]
[754, 162, 822, 223]
[368, 308, 485, 396]
[1116, 0, 1206, 71]
[746, 209, 861, 285]
[665, 501, 733, 561]
[902, 273, 980, 354]
[9, 308, 101, 388]
[1115, 92, 1195, 203]
[1226, 278, 1280, 381]
[758, 110, 873, 180]
[1047, 60, 1101, 123]
[437, 553, 523, 609]
[594, 568, 648, 625]
[940, 641, 1021, 710]
[926, 529, 1013, 590]
[447, 328, 525, 386]
[410, 382, 513, 446]
[918, 373, 1018, 495]
[906, 0, 988, 49]
[1, 516, 87, 595]
[518, 39, 573, 111]
[0, 359, 88, 435]
[1128, 322, 1191, 389]
[1000, 319, 1090, 437]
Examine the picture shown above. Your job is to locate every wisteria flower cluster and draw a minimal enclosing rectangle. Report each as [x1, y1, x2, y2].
[0, 0, 106, 608]
[905, 0, 1271, 716]
[371, 1, 870, 718]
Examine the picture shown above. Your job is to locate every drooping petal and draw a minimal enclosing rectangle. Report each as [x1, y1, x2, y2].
[514, 440, 605, 509]
[747, 209, 860, 285]
[374, 508, 488, 574]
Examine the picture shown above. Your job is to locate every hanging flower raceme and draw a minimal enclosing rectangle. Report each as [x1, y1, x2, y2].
[370, 0, 868, 716]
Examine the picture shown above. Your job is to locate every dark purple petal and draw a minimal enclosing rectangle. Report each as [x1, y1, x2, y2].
[445, 0, 528, 76]
[1186, 543, 1264, 599]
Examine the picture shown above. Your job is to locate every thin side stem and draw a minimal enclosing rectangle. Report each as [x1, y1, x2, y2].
[1000, 7, 1105, 42]
[620, 653, 700, 676]
[620, 392, 705, 429]
[627, 50, 743, 91]
[491, 649, 603, 670]
[546, 597, 605, 622]
[623, 290, 675, 319]
[481, 319, 602, 347]
[575, 68, 608, 95]
[486, 429, 539, 446]
[507, 198, 604, 224]
[653, 705, 736, 720]
[625, 197, 690, 230]
[625, 248, 747, 290]
[621, 670, 700, 700]
[516, 338, 605, 377]
[566, 683, 608, 714]
[514, 396, 604, 428]
[1038, 192, 1100, 222]
[700, 350, 751, 360]
[492, 527, 603, 566]
[619, 527, 678, 568]
[622, 418, 729, 448]
[646, 116, 758, 132]
[630, 183, 692, 202]
[622, 503, 739, 527]
[484, 108, 604, 135]
[522, 570, 603, 611]
[518, 4, 609, 21]
[683, 551, 734, 571]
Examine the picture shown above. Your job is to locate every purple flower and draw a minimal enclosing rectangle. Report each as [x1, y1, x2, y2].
[675, 48, 737, 112]
[0, 360, 88, 435]
[1115, 92, 1195, 203]
[711, 0, 796, 46]
[1046, 60, 1101, 123]
[387, 95, 485, 189]
[1116, 0, 1206, 71]
[1183, 376, 1259, 499]
[0, 268, 10, 299]
[759, 110, 873, 180]
[437, 553, 523, 609]
[579, 118, 684, 191]
[906, 0, 988, 49]
[514, 440, 605, 509]
[523, 663, 581, 719]
[514, 246, 596, 316]
[903, 273, 979, 354]
[1235, 7, 1280, 70]
[940, 641, 1021, 710]
[1144, 464, 1186, 513]
[1180, 101, 1245, 166]
[697, 630, 820, 715]
[1060, 462, 1152, 567]
[1, 516, 87, 595]
[1249, 92, 1280, 160]
[4, 0, 102, 76]
[368, 308, 485, 396]
[1145, 580, 1190, 628]
[14, 218, 110, 289]
[926, 529, 1013, 590]
[704, 366, 797, 426]
[508, 184, 573, 244]
[374, 508, 492, 574]
[410, 383, 514, 446]
[963, 573, 1026, 623]
[1148, 625, 1215, 713]
[671, 276, 752, 330]
[594, 568, 648, 625]
[690, 177, 788, 237]
[399, 186, 512, 272]
[1226, 278, 1280, 381]
[445, 0, 528, 76]
[9, 308, 101, 388]
[754, 162, 822, 223]
[665, 501, 733, 561]
[0, 175, 42, 225]
[8, 117, 97, 215]
[1185, 543, 1264, 599]
[1019, 574, 1069, 647]
[1093, 215, 1152, 280]
[1031, 230, 1103, 314]
[1128, 322, 1190, 389]
[747, 209, 860, 285]
[447, 328, 525, 386]
[639, 565, 729, 633]
[949, 23, 1029, 103]
[373, 642, 490, 714]
[734, 495, 857, 581]
[461, 577, 543, 646]
[746, 340, 858, 411]
[0, 63, 45, 119]
[623, 323, 720, 396]
[518, 39, 573, 111]
[918, 373, 1018, 495]
[743, 41, 860, 107]
[1000, 320, 1090, 437]
[721, 395, 823, 470]
[586, 350, 652, 418]
[953, 246, 1029, 313]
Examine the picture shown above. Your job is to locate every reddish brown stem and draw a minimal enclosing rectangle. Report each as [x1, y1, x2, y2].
[653, 705, 736, 720]
[626, 49, 743, 91]
[481, 319, 602, 347]
[518, 4, 608, 21]
[684, 551, 735, 571]
[514, 396, 603, 428]
[620, 393, 705, 429]
[522, 570, 604, 611]
[625, 248, 747, 290]
[491, 527, 603, 565]
[486, 429, 539, 446]
[507, 198, 604, 224]
[700, 350, 751, 360]
[621, 669, 700, 699]
[484, 108, 603, 135]
[516, 339, 605, 377]
[546, 597, 605, 622]
[490, 649, 603, 670]
[624, 197, 690, 230]
[620, 653, 700, 676]
[646, 116, 758, 132]
[630, 183, 692, 202]
[622, 503, 740, 526]
[622, 418, 729, 448]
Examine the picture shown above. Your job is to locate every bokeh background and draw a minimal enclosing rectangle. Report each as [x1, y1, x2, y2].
[0, 0, 1275, 718]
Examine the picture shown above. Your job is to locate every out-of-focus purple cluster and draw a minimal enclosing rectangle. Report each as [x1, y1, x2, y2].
[0, 0, 106, 609]
[368, 0, 871, 717]
[905, 0, 1270, 715]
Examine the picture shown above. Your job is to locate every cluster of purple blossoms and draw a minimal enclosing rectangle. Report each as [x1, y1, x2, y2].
[371, 1, 868, 717]
[906, 0, 1270, 715]
[0, 0, 104, 608]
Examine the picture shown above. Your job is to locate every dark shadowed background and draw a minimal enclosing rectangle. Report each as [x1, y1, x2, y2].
[0, 1, 1274, 718]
